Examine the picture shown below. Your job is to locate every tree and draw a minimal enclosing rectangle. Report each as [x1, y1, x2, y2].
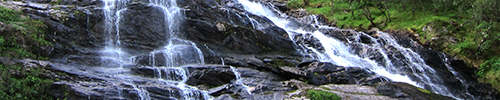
[383, 0, 391, 22]
[474, 0, 500, 54]
[330, 0, 335, 14]
[360, 0, 376, 27]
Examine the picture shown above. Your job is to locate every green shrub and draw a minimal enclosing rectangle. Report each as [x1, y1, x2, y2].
[0, 6, 20, 23]
[0, 6, 52, 59]
[287, 0, 305, 9]
[479, 57, 500, 90]
[307, 90, 341, 100]
[0, 64, 54, 100]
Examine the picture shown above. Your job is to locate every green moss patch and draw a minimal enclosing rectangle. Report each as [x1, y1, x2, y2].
[0, 63, 54, 100]
[0, 6, 52, 60]
[307, 89, 341, 100]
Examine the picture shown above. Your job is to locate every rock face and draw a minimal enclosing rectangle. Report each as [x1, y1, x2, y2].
[185, 65, 236, 87]
[2, 0, 500, 100]
[376, 82, 454, 100]
[385, 29, 500, 99]
[180, 0, 299, 57]
[279, 61, 387, 86]
[115, 3, 171, 55]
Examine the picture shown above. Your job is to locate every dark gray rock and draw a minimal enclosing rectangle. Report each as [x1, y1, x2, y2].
[287, 61, 388, 86]
[26, 2, 51, 10]
[116, 3, 171, 55]
[6, 0, 500, 99]
[134, 44, 204, 66]
[185, 65, 236, 87]
[376, 82, 454, 100]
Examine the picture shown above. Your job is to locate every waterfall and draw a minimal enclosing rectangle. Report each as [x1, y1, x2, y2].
[236, 0, 463, 99]
[101, 0, 209, 99]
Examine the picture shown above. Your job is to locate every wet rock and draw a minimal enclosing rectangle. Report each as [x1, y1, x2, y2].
[66, 55, 122, 67]
[180, 0, 299, 61]
[285, 9, 310, 18]
[304, 62, 345, 74]
[383, 29, 422, 48]
[215, 92, 286, 100]
[57, 0, 103, 6]
[207, 84, 230, 96]
[211, 67, 295, 99]
[365, 28, 380, 36]
[131, 66, 186, 82]
[185, 65, 236, 87]
[134, 44, 204, 66]
[117, 3, 171, 55]
[298, 62, 387, 86]
[4, 0, 498, 99]
[185, 20, 297, 55]
[376, 82, 454, 100]
[312, 84, 397, 100]
[26, 2, 51, 10]
[447, 56, 500, 99]
[282, 80, 396, 100]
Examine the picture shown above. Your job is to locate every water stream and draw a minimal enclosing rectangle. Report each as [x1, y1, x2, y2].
[236, 0, 470, 99]
[101, 0, 209, 99]
[95, 0, 474, 99]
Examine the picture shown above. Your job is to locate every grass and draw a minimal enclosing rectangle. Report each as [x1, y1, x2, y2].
[290, 0, 461, 31]
[307, 89, 341, 100]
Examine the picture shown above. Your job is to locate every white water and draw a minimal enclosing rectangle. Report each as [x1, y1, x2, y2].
[441, 53, 475, 99]
[102, 0, 210, 99]
[230, 66, 253, 95]
[237, 0, 459, 99]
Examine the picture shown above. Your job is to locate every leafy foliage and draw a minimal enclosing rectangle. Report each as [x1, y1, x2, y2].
[0, 64, 54, 100]
[0, 6, 20, 23]
[287, 0, 305, 9]
[479, 57, 500, 90]
[307, 90, 341, 100]
[0, 6, 51, 60]
[0, 5, 54, 99]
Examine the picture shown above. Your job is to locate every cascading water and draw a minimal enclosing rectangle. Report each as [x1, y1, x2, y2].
[236, 0, 470, 99]
[101, 0, 210, 99]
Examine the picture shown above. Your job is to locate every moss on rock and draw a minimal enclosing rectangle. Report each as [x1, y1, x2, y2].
[306, 89, 341, 100]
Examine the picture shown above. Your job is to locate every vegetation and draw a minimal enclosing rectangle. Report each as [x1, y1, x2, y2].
[307, 89, 341, 100]
[286, 0, 500, 90]
[0, 64, 54, 99]
[0, 6, 52, 60]
[0, 6, 55, 99]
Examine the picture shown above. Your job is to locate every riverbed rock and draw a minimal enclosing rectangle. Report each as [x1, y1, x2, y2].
[2, 0, 499, 100]
[115, 3, 172, 55]
[376, 82, 455, 100]
[185, 65, 236, 87]
[302, 62, 387, 86]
